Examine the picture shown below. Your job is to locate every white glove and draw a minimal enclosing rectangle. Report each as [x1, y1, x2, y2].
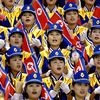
[31, 38, 41, 47]
[88, 58, 94, 68]
[0, 39, 5, 49]
[11, 93, 23, 100]
[64, 70, 73, 78]
[60, 82, 70, 94]
[80, 31, 87, 42]
[67, 45, 72, 50]
[49, 90, 58, 98]
[45, 70, 51, 77]
[94, 86, 100, 94]
[71, 51, 80, 62]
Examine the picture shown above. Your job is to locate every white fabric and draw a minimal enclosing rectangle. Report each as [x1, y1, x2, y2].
[0, 39, 5, 49]
[60, 82, 70, 94]
[94, 86, 100, 94]
[71, 51, 80, 62]
[31, 38, 41, 47]
[45, 70, 51, 77]
[88, 58, 94, 68]
[49, 90, 58, 98]
[11, 93, 23, 100]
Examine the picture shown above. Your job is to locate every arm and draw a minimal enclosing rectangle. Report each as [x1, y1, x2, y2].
[11, 93, 23, 100]
[11, 81, 23, 100]
[89, 92, 96, 100]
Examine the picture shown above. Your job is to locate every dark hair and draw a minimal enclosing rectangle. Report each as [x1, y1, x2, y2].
[47, 30, 64, 49]
[9, 32, 24, 41]
[2, 2, 5, 7]
[22, 83, 29, 99]
[71, 81, 90, 98]
[87, 27, 100, 41]
[64, 10, 78, 20]
[19, 11, 36, 20]
[43, 0, 58, 7]
[6, 55, 23, 62]
[22, 82, 42, 99]
[5, 55, 23, 73]
[49, 57, 65, 65]
[81, 0, 96, 8]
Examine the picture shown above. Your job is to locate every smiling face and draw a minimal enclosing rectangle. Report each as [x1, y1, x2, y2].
[26, 83, 42, 99]
[9, 56, 22, 73]
[9, 33, 23, 48]
[73, 83, 89, 99]
[90, 28, 100, 45]
[65, 10, 78, 25]
[21, 12, 36, 28]
[47, 30, 62, 49]
[49, 58, 65, 76]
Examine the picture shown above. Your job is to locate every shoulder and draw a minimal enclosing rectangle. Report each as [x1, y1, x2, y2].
[57, 7, 64, 16]
[42, 77, 52, 88]
[63, 76, 72, 85]
[40, 49, 50, 58]
[78, 26, 88, 34]
[61, 49, 70, 58]
[89, 73, 95, 78]
[22, 73, 27, 78]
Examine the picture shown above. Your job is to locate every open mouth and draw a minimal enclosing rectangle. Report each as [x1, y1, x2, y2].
[57, 67, 62, 71]
[9, 0, 13, 3]
[97, 62, 100, 65]
[70, 18, 76, 21]
[94, 37, 100, 40]
[80, 91, 85, 94]
[26, 19, 31, 22]
[89, 0, 94, 2]
[32, 91, 37, 95]
[49, 0, 53, 1]
[53, 39, 57, 42]
[17, 65, 21, 69]
[15, 41, 19, 44]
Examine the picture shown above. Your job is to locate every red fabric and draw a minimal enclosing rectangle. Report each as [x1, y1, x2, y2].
[32, 0, 49, 29]
[41, 86, 51, 100]
[93, 6, 100, 18]
[0, 14, 6, 21]
[50, 12, 83, 52]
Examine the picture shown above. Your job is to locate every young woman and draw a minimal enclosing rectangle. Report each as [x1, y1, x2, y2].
[67, 70, 90, 100]
[11, 72, 51, 100]
[0, 0, 22, 27]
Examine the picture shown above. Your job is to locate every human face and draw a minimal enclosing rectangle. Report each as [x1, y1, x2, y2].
[90, 29, 100, 45]
[49, 58, 64, 75]
[46, 0, 57, 5]
[65, 11, 78, 25]
[94, 55, 100, 68]
[9, 56, 22, 73]
[9, 33, 23, 48]
[21, 12, 35, 27]
[73, 83, 89, 99]
[26, 83, 42, 99]
[3, 0, 14, 8]
[47, 31, 62, 49]
[85, 0, 95, 6]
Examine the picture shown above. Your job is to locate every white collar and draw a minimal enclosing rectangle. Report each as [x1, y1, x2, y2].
[4, 6, 15, 12]
[84, 6, 94, 12]
[67, 25, 79, 33]
[10, 71, 22, 78]
[45, 6, 57, 13]
[49, 47, 60, 52]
